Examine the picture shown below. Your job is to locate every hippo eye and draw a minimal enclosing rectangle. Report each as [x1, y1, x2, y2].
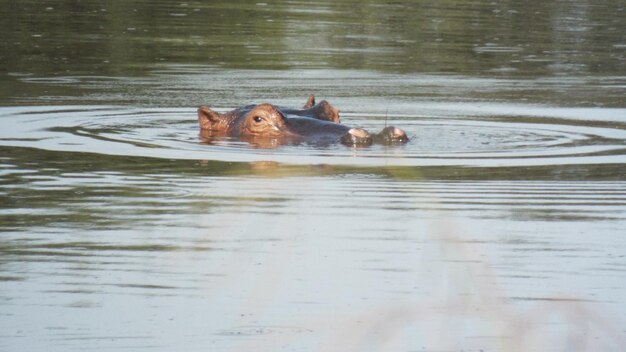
[253, 116, 263, 123]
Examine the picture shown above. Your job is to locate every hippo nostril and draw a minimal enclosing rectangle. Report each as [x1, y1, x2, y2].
[341, 128, 373, 146]
[377, 126, 409, 143]
[348, 128, 369, 139]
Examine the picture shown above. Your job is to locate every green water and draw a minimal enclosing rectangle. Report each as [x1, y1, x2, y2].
[1, 1, 625, 351]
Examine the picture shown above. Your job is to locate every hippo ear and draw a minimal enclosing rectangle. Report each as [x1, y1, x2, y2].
[198, 106, 221, 130]
[303, 95, 316, 109]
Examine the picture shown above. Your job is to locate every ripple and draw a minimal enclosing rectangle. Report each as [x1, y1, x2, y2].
[473, 45, 524, 53]
[0, 105, 625, 167]
[216, 325, 313, 336]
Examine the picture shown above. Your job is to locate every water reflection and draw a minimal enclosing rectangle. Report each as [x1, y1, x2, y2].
[1, 147, 625, 350]
[2, 0, 624, 78]
[2, 147, 625, 232]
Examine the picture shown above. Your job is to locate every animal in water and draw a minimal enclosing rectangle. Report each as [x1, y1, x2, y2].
[197, 95, 409, 147]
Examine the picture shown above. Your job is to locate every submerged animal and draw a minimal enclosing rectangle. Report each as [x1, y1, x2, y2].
[198, 95, 408, 147]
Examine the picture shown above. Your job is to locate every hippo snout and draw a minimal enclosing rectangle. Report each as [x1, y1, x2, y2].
[375, 126, 410, 144]
[341, 128, 373, 146]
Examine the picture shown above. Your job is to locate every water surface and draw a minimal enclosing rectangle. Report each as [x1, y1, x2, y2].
[1, 1, 625, 351]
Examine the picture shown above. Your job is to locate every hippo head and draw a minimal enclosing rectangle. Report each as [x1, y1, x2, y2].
[198, 100, 387, 147]
[198, 103, 290, 138]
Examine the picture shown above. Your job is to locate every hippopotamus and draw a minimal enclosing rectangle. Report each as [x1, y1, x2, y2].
[198, 95, 408, 147]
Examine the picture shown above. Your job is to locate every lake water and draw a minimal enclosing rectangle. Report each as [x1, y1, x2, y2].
[1, 1, 625, 351]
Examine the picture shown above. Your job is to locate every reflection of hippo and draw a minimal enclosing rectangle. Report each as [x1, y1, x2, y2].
[198, 95, 408, 147]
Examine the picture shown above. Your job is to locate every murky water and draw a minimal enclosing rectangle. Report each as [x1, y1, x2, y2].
[1, 1, 625, 351]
